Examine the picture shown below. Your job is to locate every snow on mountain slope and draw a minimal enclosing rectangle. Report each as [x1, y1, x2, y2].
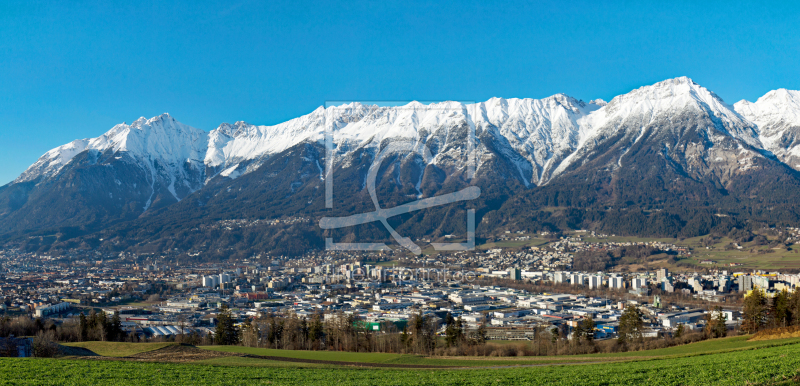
[17, 77, 800, 196]
[735, 89, 800, 169]
[205, 97, 600, 186]
[580, 77, 759, 147]
[16, 114, 209, 202]
[205, 78, 766, 187]
[205, 101, 477, 180]
[553, 77, 762, 176]
[14, 139, 92, 183]
[472, 95, 601, 184]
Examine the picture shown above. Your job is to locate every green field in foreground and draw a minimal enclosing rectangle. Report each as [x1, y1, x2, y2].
[62, 342, 176, 357]
[3, 339, 800, 385]
[201, 335, 800, 367]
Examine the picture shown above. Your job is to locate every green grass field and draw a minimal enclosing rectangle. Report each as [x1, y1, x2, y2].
[4, 338, 800, 385]
[202, 335, 800, 367]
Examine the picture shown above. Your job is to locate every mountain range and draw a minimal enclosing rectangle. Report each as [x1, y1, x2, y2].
[4, 77, 800, 257]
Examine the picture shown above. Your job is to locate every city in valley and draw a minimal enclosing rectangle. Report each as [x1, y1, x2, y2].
[4, 227, 797, 348]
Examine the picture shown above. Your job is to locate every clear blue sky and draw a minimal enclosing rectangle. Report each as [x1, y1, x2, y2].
[2, 1, 799, 185]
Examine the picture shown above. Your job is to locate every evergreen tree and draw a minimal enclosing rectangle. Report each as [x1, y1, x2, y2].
[444, 313, 463, 348]
[307, 313, 324, 350]
[578, 316, 595, 342]
[470, 322, 487, 345]
[573, 320, 584, 342]
[406, 313, 436, 354]
[790, 289, 800, 326]
[714, 310, 728, 338]
[772, 288, 790, 327]
[95, 311, 108, 341]
[618, 305, 644, 344]
[108, 312, 123, 342]
[214, 304, 239, 345]
[674, 324, 684, 339]
[742, 287, 768, 333]
[78, 313, 88, 342]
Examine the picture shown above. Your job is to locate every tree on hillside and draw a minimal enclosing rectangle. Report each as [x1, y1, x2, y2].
[789, 290, 800, 327]
[33, 330, 59, 357]
[78, 310, 123, 342]
[406, 313, 437, 354]
[214, 304, 239, 345]
[468, 322, 487, 346]
[240, 318, 260, 347]
[108, 312, 123, 342]
[674, 323, 684, 339]
[772, 288, 791, 327]
[573, 317, 594, 342]
[704, 307, 727, 338]
[444, 313, 464, 348]
[742, 287, 768, 333]
[618, 305, 644, 344]
[78, 313, 88, 341]
[307, 313, 324, 350]
[574, 316, 595, 342]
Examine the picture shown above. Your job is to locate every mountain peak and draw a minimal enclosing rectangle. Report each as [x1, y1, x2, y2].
[132, 116, 148, 126]
[14, 114, 206, 184]
[664, 75, 696, 85]
[735, 88, 800, 139]
[599, 76, 737, 118]
[758, 88, 800, 104]
[574, 76, 760, 153]
[130, 113, 175, 129]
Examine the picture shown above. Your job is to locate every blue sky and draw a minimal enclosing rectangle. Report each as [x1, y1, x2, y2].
[1, 1, 799, 185]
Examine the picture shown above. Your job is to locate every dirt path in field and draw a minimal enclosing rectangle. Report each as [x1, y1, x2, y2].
[464, 360, 616, 369]
[130, 344, 240, 362]
[66, 344, 452, 368]
[235, 352, 612, 369]
[240, 353, 455, 369]
[69, 344, 239, 363]
[64, 344, 612, 369]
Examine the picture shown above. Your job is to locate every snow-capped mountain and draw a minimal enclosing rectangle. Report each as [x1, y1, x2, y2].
[195, 77, 783, 188]
[5, 77, 800, 254]
[199, 96, 603, 187]
[553, 77, 765, 184]
[0, 114, 210, 234]
[735, 89, 800, 169]
[17, 76, 792, 196]
[577, 77, 760, 149]
[16, 113, 209, 204]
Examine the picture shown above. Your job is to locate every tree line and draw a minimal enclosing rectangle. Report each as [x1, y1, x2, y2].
[215, 303, 732, 357]
[741, 287, 800, 333]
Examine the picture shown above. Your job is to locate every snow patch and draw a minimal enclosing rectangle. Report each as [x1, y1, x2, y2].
[220, 165, 241, 179]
